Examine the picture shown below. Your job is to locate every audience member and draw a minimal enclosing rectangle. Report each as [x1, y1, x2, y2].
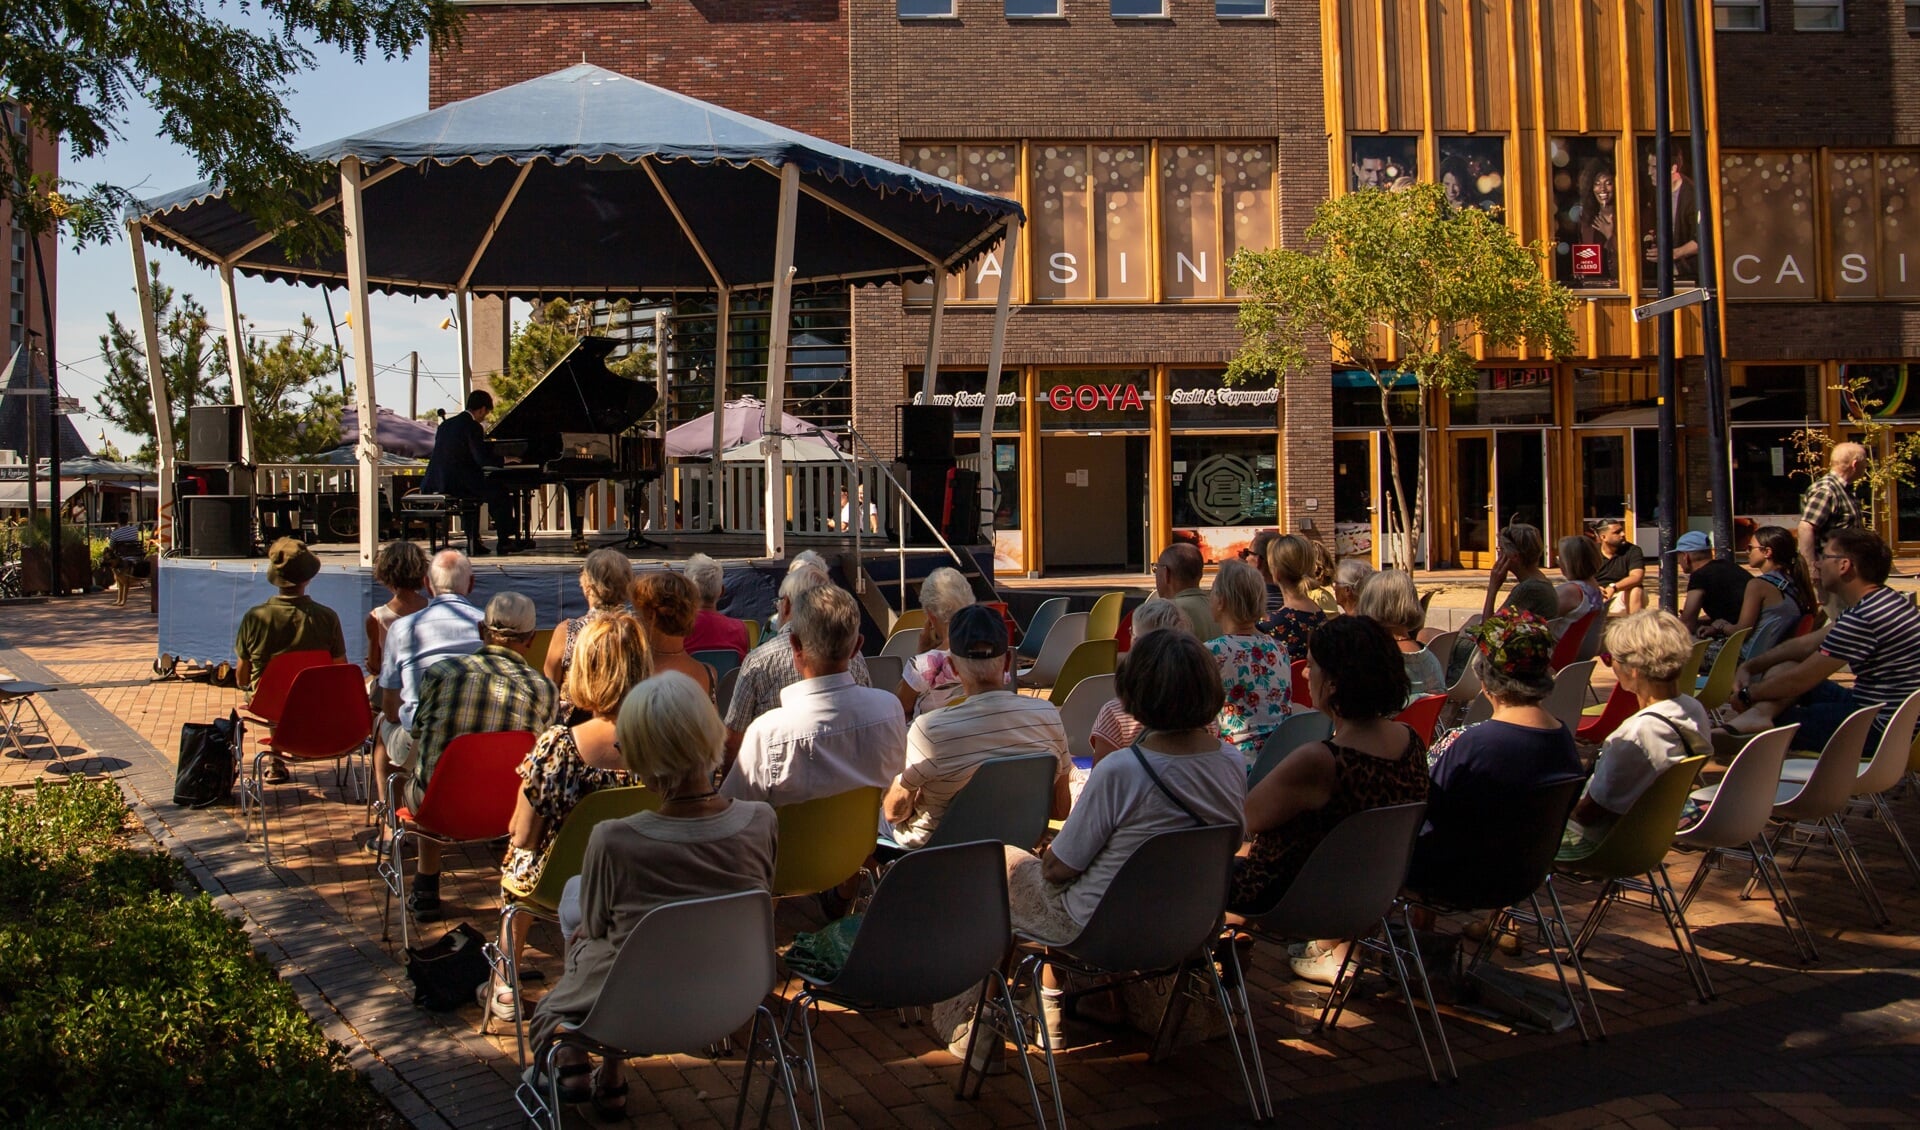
[235, 537, 346, 782]
[1208, 559, 1293, 766]
[1358, 569, 1444, 699]
[1305, 536, 1342, 613]
[722, 565, 872, 759]
[1702, 525, 1814, 663]
[633, 570, 717, 697]
[1154, 542, 1222, 641]
[1088, 600, 1207, 762]
[1723, 528, 1920, 750]
[376, 550, 484, 808]
[1333, 557, 1375, 616]
[1479, 523, 1561, 622]
[1555, 535, 1605, 622]
[884, 604, 1070, 849]
[1258, 534, 1329, 658]
[683, 553, 750, 659]
[1677, 531, 1751, 637]
[1798, 442, 1867, 580]
[404, 592, 557, 923]
[365, 540, 429, 681]
[526, 672, 776, 1118]
[722, 583, 906, 806]
[897, 566, 978, 718]
[1246, 531, 1285, 617]
[1559, 610, 1709, 860]
[1595, 519, 1647, 613]
[484, 613, 650, 1022]
[1229, 615, 1427, 985]
[544, 549, 635, 722]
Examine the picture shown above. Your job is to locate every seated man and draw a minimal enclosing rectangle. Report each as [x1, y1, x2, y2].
[376, 549, 484, 809]
[722, 564, 873, 764]
[722, 583, 905, 807]
[235, 538, 346, 782]
[883, 604, 1072, 850]
[422, 389, 507, 557]
[1722, 528, 1920, 751]
[403, 591, 557, 922]
[1676, 531, 1751, 637]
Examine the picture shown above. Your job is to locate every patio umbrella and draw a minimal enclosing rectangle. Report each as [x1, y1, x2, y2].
[720, 434, 844, 463]
[665, 398, 841, 459]
[338, 407, 437, 458]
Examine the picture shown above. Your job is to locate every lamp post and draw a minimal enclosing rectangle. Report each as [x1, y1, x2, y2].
[1653, 0, 1679, 613]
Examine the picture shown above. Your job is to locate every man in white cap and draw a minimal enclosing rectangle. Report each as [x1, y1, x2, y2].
[1676, 530, 1750, 638]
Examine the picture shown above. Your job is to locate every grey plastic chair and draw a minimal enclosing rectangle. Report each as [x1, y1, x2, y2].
[514, 890, 801, 1130]
[922, 751, 1060, 852]
[715, 666, 740, 716]
[1244, 802, 1455, 1084]
[1775, 687, 1920, 890]
[1462, 693, 1495, 727]
[862, 653, 904, 697]
[1542, 659, 1596, 732]
[880, 629, 924, 659]
[1674, 725, 1816, 961]
[1016, 613, 1089, 689]
[693, 648, 742, 680]
[1017, 597, 1072, 660]
[1247, 710, 1333, 787]
[1757, 701, 1903, 926]
[785, 841, 1050, 1128]
[1058, 673, 1116, 764]
[1001, 824, 1266, 1125]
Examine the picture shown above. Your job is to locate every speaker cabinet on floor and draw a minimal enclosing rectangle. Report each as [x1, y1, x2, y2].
[187, 405, 244, 464]
[183, 495, 254, 558]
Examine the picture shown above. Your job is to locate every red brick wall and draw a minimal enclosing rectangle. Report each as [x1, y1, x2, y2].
[428, 0, 850, 142]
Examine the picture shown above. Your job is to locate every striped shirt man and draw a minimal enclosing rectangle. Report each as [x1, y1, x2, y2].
[887, 689, 1069, 849]
[1820, 585, 1920, 724]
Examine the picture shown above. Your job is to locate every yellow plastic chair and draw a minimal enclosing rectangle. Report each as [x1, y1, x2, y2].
[772, 786, 883, 897]
[525, 628, 556, 673]
[487, 784, 660, 1066]
[1086, 592, 1125, 642]
[1049, 639, 1119, 707]
[1676, 639, 1710, 694]
[1694, 626, 1752, 711]
[745, 620, 762, 649]
[893, 608, 928, 635]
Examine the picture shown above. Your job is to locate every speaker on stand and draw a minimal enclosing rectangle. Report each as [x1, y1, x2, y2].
[187, 405, 244, 464]
[182, 496, 254, 558]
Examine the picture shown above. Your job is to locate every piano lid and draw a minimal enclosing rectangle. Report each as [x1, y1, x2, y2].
[487, 336, 658, 440]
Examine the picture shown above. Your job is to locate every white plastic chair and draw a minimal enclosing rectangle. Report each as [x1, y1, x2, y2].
[1016, 613, 1089, 689]
[1247, 710, 1333, 787]
[1674, 725, 1816, 961]
[863, 653, 905, 696]
[1775, 688, 1920, 889]
[1058, 673, 1116, 764]
[880, 629, 923, 659]
[1542, 659, 1596, 732]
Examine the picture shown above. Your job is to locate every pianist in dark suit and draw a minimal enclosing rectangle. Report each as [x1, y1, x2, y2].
[424, 390, 507, 556]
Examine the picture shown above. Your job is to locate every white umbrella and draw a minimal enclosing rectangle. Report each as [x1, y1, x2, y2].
[720, 435, 844, 463]
[664, 397, 841, 459]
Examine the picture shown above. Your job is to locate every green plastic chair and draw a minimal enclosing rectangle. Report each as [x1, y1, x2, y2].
[1694, 626, 1752, 712]
[1086, 592, 1126, 642]
[1049, 638, 1120, 707]
[487, 784, 661, 1065]
[773, 786, 883, 897]
[1676, 639, 1710, 695]
[1558, 754, 1713, 1003]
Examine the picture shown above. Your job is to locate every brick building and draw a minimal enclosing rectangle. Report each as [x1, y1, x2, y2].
[0, 103, 58, 425]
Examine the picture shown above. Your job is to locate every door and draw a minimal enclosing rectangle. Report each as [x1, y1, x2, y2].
[1333, 436, 1381, 565]
[1495, 430, 1551, 535]
[1452, 431, 1496, 567]
[1041, 436, 1129, 570]
[1578, 430, 1634, 537]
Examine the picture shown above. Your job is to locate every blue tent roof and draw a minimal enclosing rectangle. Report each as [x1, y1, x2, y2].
[135, 64, 1022, 298]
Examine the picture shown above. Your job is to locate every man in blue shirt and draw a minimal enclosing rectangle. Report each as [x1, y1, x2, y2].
[374, 549, 484, 812]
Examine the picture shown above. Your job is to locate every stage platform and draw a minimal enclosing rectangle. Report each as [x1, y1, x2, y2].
[157, 533, 991, 669]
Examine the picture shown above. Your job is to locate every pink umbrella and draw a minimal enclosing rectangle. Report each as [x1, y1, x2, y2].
[664, 397, 840, 459]
[338, 406, 439, 458]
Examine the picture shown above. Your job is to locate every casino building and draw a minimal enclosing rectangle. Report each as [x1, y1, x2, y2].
[431, 0, 1920, 575]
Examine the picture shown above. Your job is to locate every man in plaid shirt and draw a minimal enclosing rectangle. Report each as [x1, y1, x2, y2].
[404, 590, 557, 922]
[1799, 443, 1866, 568]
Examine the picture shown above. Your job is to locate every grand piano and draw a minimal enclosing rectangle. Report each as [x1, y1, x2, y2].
[484, 337, 664, 552]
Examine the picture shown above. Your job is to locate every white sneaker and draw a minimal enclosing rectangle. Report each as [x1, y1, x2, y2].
[1290, 943, 1351, 986]
[477, 979, 517, 1023]
[946, 1020, 1007, 1075]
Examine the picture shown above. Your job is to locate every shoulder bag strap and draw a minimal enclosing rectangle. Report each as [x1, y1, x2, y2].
[1127, 741, 1207, 827]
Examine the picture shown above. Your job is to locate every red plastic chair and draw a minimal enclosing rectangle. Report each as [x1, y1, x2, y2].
[235, 648, 336, 753]
[379, 730, 535, 946]
[1396, 694, 1447, 744]
[982, 600, 1019, 647]
[1790, 612, 1817, 639]
[1291, 657, 1313, 709]
[1115, 609, 1135, 653]
[241, 664, 374, 867]
[1550, 609, 1600, 671]
[1576, 683, 1638, 743]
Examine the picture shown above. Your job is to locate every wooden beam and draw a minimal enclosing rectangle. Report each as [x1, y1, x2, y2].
[127, 221, 176, 550]
[643, 157, 729, 290]
[222, 160, 410, 265]
[458, 161, 533, 291]
[340, 158, 383, 568]
[980, 216, 1022, 537]
[762, 164, 801, 561]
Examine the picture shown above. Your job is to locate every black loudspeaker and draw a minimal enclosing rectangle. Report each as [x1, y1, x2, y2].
[308, 493, 360, 544]
[942, 467, 982, 545]
[897, 460, 956, 546]
[188, 405, 244, 464]
[183, 495, 254, 558]
[897, 405, 954, 461]
[175, 465, 231, 496]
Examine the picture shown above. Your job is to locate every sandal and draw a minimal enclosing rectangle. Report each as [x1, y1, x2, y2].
[591, 1077, 629, 1122]
[523, 1055, 594, 1105]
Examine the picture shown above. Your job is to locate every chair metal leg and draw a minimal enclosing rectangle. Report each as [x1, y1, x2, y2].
[482, 903, 535, 1066]
[1828, 816, 1891, 926]
[379, 827, 410, 948]
[1650, 864, 1715, 1003]
[1383, 907, 1454, 1083]
[1569, 878, 1620, 959]
[1871, 793, 1920, 888]
[1318, 933, 1368, 1032]
[982, 968, 1051, 1130]
[734, 1005, 803, 1130]
[1198, 941, 1271, 1119]
[1749, 835, 1820, 963]
[515, 1040, 559, 1130]
[1006, 954, 1066, 1130]
[1540, 876, 1606, 1040]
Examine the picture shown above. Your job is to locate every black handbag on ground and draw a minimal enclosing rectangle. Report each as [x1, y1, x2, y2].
[173, 712, 237, 808]
[406, 923, 491, 1012]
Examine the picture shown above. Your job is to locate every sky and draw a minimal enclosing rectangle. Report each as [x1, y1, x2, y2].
[51, 44, 476, 457]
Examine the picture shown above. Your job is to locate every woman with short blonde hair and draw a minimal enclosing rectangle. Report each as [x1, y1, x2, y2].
[1358, 569, 1444, 699]
[1209, 559, 1293, 765]
[545, 549, 636, 720]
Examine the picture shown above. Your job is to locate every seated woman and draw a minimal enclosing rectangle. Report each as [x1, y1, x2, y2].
[896, 566, 978, 719]
[1208, 559, 1293, 766]
[1357, 568, 1444, 700]
[1000, 631, 1246, 1047]
[682, 552, 751, 659]
[1227, 615, 1430, 985]
[1408, 613, 1582, 890]
[1554, 535, 1605, 625]
[526, 671, 778, 1118]
[632, 570, 717, 698]
[484, 614, 651, 1022]
[545, 549, 637, 723]
[1699, 525, 1814, 663]
[1479, 523, 1561, 623]
[365, 539, 429, 811]
[1558, 610, 1710, 861]
[1087, 600, 1203, 763]
[1333, 557, 1375, 617]
[1259, 534, 1329, 658]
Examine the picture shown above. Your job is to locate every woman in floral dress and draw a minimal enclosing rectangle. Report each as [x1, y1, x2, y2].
[1207, 559, 1293, 767]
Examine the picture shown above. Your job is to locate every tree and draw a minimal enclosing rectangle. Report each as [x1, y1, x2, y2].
[1229, 183, 1577, 567]
[3, 0, 460, 251]
[95, 263, 222, 463]
[1790, 376, 1920, 525]
[496, 299, 654, 417]
[233, 316, 345, 462]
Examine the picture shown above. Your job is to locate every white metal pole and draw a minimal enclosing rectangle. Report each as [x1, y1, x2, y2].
[127, 222, 176, 551]
[340, 158, 383, 567]
[216, 263, 257, 464]
[711, 288, 730, 530]
[455, 287, 473, 398]
[763, 163, 801, 561]
[919, 266, 946, 402]
[653, 309, 669, 533]
[978, 216, 1020, 539]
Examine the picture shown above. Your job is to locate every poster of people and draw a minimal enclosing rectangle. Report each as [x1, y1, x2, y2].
[1437, 136, 1505, 213]
[1637, 136, 1699, 288]
[1348, 136, 1418, 192]
[1549, 135, 1622, 289]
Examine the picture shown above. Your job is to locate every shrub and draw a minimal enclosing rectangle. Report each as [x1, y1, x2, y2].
[0, 779, 397, 1129]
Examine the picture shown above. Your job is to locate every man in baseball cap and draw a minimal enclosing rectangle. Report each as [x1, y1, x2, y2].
[1674, 530, 1751, 637]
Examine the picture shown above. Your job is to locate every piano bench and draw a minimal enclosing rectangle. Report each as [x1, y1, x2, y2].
[398, 492, 459, 551]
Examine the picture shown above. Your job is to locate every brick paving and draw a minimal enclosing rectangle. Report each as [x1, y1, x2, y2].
[7, 592, 1920, 1128]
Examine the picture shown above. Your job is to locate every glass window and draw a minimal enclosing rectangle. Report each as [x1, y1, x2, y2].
[1731, 427, 1807, 515]
[1549, 136, 1625, 289]
[1720, 151, 1818, 299]
[1216, 0, 1267, 14]
[1843, 362, 1920, 419]
[1437, 136, 1506, 215]
[901, 144, 1019, 304]
[1036, 369, 1151, 431]
[1881, 153, 1920, 298]
[1006, 0, 1060, 15]
[1031, 145, 1092, 301]
[664, 287, 851, 432]
[1171, 435, 1278, 527]
[1714, 0, 1764, 28]
[1112, 0, 1164, 14]
[1169, 368, 1280, 426]
[1636, 136, 1700, 288]
[1793, 1, 1843, 30]
[1729, 365, 1822, 422]
[1222, 143, 1276, 291]
[909, 369, 1021, 434]
[1333, 371, 1420, 428]
[897, 0, 953, 15]
[1347, 135, 1418, 193]
[1450, 368, 1555, 426]
[990, 441, 1021, 529]
[1160, 144, 1221, 299]
[1573, 366, 1659, 425]
[1910, 1, 1920, 31]
[1092, 145, 1151, 299]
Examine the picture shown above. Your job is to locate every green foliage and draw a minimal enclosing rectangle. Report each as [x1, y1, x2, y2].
[0, 778, 395, 1129]
[232, 316, 345, 462]
[95, 263, 222, 464]
[2, 0, 461, 252]
[1790, 376, 1920, 522]
[496, 298, 653, 417]
[1229, 182, 1577, 564]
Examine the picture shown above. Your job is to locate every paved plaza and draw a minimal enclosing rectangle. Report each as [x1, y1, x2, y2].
[6, 592, 1920, 1128]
